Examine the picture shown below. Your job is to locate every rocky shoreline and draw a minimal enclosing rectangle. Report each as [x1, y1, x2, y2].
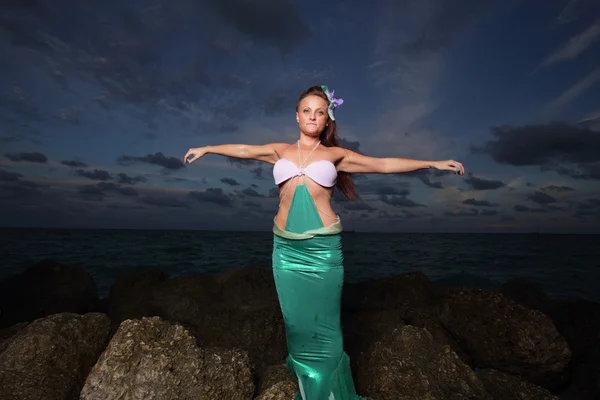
[0, 259, 598, 399]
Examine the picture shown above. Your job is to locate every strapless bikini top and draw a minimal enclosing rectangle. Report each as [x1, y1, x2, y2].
[273, 158, 338, 187]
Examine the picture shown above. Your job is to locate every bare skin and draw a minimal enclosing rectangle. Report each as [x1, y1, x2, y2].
[184, 94, 465, 229]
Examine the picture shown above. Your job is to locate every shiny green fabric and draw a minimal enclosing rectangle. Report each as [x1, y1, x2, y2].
[272, 184, 364, 400]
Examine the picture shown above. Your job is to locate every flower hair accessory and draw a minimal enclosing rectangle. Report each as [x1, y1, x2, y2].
[321, 85, 344, 121]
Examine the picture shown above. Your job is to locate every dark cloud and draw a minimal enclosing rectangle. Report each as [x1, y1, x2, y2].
[574, 198, 600, 218]
[0, 169, 23, 182]
[118, 152, 185, 170]
[527, 191, 557, 205]
[541, 185, 574, 193]
[117, 173, 146, 185]
[250, 166, 268, 180]
[0, 178, 42, 200]
[0, 0, 313, 130]
[75, 169, 113, 181]
[338, 138, 361, 153]
[61, 160, 88, 168]
[379, 194, 425, 208]
[445, 208, 479, 217]
[188, 188, 233, 207]
[141, 195, 188, 208]
[77, 182, 138, 201]
[5, 151, 47, 163]
[221, 177, 240, 186]
[403, 0, 488, 54]
[241, 187, 264, 198]
[227, 158, 259, 168]
[472, 123, 600, 180]
[514, 205, 547, 213]
[463, 173, 506, 190]
[202, 0, 311, 54]
[462, 198, 496, 207]
[376, 186, 410, 196]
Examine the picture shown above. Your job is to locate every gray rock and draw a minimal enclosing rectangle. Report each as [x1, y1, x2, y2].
[477, 369, 560, 400]
[80, 316, 255, 400]
[357, 325, 490, 400]
[0, 260, 98, 328]
[255, 364, 298, 400]
[0, 312, 111, 400]
[439, 288, 571, 389]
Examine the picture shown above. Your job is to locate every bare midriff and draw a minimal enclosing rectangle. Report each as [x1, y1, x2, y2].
[274, 176, 338, 230]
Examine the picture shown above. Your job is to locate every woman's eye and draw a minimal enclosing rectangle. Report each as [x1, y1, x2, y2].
[303, 110, 309, 113]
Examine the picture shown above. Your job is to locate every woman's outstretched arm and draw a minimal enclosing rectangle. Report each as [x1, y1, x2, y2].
[337, 148, 465, 175]
[184, 143, 288, 165]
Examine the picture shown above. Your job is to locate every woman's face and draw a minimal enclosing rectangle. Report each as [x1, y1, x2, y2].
[296, 95, 329, 136]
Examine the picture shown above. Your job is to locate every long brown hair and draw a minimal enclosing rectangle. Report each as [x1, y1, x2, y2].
[296, 86, 358, 201]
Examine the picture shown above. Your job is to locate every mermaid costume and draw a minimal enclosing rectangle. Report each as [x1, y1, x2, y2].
[271, 141, 364, 400]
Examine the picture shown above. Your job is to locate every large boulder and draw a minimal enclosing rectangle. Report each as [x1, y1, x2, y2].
[439, 288, 571, 389]
[80, 316, 255, 400]
[0, 260, 98, 328]
[356, 325, 490, 400]
[0, 312, 110, 400]
[477, 369, 560, 400]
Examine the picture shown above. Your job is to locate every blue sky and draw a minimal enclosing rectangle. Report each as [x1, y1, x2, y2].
[1, 0, 599, 232]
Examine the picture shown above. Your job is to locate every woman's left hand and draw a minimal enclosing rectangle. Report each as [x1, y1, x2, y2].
[434, 160, 465, 175]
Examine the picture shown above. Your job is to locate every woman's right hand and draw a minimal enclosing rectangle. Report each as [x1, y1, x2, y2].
[183, 147, 207, 164]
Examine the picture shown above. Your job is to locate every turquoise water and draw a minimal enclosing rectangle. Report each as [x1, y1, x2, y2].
[1, 228, 599, 302]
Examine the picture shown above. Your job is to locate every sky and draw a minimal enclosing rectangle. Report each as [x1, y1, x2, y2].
[0, 0, 599, 233]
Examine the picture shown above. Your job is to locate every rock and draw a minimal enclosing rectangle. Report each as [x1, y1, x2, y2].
[150, 273, 220, 325]
[356, 325, 490, 400]
[547, 299, 600, 363]
[0, 312, 111, 400]
[0, 259, 98, 328]
[80, 316, 254, 400]
[216, 266, 279, 309]
[477, 369, 560, 400]
[501, 277, 551, 315]
[439, 288, 571, 389]
[153, 266, 288, 379]
[107, 268, 169, 326]
[255, 364, 298, 400]
[343, 271, 436, 314]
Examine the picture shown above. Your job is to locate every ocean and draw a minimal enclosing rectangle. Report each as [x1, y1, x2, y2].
[1, 228, 599, 303]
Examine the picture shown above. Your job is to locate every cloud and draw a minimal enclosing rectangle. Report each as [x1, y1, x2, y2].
[472, 122, 600, 180]
[188, 188, 233, 207]
[0, 169, 22, 182]
[514, 205, 547, 213]
[116, 173, 146, 185]
[547, 67, 600, 110]
[118, 152, 185, 170]
[541, 185, 574, 193]
[201, 0, 311, 54]
[77, 182, 138, 201]
[5, 151, 47, 163]
[463, 198, 496, 207]
[221, 177, 240, 186]
[538, 22, 600, 69]
[379, 193, 425, 208]
[75, 169, 113, 181]
[61, 160, 88, 168]
[463, 173, 506, 190]
[527, 191, 557, 205]
[141, 195, 188, 208]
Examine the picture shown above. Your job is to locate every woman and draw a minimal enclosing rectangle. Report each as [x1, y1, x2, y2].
[184, 85, 464, 400]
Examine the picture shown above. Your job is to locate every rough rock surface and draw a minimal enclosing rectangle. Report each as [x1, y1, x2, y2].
[0, 260, 98, 328]
[357, 325, 490, 400]
[255, 364, 298, 400]
[80, 316, 255, 400]
[439, 288, 571, 388]
[0, 312, 110, 400]
[477, 369, 560, 400]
